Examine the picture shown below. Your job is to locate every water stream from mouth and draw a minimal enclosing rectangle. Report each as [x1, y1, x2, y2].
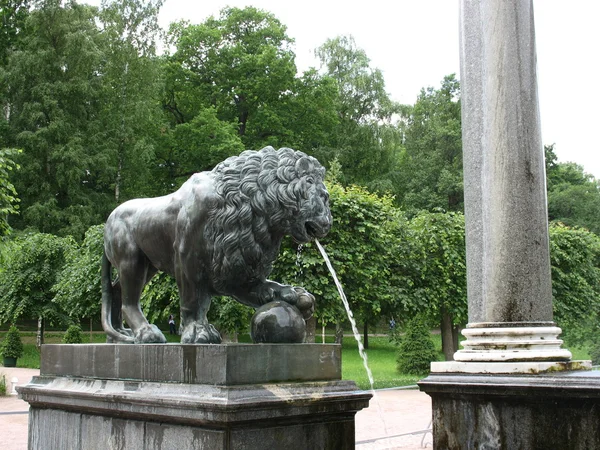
[314, 239, 376, 390]
[314, 239, 389, 437]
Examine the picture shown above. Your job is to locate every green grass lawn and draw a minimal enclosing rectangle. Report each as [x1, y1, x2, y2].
[2, 330, 593, 391]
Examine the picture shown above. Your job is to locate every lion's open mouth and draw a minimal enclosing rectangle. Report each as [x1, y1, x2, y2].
[305, 220, 328, 239]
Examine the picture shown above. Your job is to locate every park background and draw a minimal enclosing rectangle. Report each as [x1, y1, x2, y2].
[1, 0, 599, 387]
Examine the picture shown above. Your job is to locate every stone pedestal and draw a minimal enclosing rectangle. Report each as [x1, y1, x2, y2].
[18, 344, 371, 450]
[419, 371, 600, 450]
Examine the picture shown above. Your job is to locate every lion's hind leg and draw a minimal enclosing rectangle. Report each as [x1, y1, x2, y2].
[119, 257, 167, 344]
[177, 280, 222, 344]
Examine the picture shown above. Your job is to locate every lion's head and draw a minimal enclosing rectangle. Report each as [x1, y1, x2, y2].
[206, 146, 331, 288]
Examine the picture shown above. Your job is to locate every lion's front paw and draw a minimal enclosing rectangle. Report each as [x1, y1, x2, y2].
[134, 324, 167, 344]
[292, 287, 315, 320]
[181, 323, 222, 344]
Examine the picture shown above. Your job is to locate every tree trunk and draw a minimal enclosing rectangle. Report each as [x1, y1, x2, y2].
[36, 316, 45, 349]
[304, 316, 316, 343]
[322, 324, 326, 344]
[363, 323, 369, 350]
[90, 317, 93, 343]
[452, 324, 460, 352]
[334, 322, 344, 344]
[440, 307, 455, 361]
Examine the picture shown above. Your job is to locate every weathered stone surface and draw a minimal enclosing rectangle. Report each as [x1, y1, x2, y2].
[420, 371, 600, 450]
[40, 343, 341, 385]
[460, 0, 552, 324]
[431, 360, 591, 374]
[21, 343, 369, 449]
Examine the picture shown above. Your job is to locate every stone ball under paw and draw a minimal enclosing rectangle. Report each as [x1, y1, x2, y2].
[251, 301, 306, 344]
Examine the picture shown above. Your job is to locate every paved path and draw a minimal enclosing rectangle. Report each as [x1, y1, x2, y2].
[0, 367, 432, 449]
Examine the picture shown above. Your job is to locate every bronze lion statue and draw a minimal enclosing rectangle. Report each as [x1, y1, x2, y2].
[101, 147, 332, 344]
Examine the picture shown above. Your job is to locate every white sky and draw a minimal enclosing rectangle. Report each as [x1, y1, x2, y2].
[104, 0, 600, 178]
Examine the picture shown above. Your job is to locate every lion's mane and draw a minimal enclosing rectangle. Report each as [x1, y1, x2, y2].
[204, 146, 325, 290]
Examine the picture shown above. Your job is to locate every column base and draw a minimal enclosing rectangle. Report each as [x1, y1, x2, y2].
[431, 360, 591, 374]
[453, 322, 573, 362]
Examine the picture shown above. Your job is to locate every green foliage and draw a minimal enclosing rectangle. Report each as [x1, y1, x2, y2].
[2, 0, 166, 237]
[165, 7, 295, 146]
[208, 297, 253, 336]
[0, 233, 75, 327]
[0, 374, 6, 395]
[401, 210, 467, 325]
[395, 317, 437, 375]
[315, 35, 402, 187]
[62, 324, 83, 344]
[545, 145, 600, 235]
[589, 341, 600, 365]
[549, 223, 600, 345]
[396, 74, 462, 213]
[0, 324, 24, 358]
[0, 148, 20, 236]
[53, 225, 104, 320]
[273, 181, 405, 328]
[140, 271, 179, 325]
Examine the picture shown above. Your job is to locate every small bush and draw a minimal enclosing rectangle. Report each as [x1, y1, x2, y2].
[588, 340, 600, 364]
[0, 325, 24, 359]
[0, 374, 6, 395]
[63, 325, 83, 344]
[396, 317, 437, 375]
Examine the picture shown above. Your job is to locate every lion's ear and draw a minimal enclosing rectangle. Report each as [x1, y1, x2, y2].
[295, 157, 313, 177]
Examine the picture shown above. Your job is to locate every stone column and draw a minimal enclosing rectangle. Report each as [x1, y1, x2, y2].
[419, 3, 597, 447]
[450, 0, 573, 367]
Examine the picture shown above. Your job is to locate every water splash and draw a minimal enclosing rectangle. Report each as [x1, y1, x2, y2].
[314, 239, 375, 390]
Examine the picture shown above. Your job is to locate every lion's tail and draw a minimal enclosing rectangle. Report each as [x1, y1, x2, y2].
[101, 252, 134, 343]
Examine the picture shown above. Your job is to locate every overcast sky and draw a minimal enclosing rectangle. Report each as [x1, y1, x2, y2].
[112, 0, 600, 178]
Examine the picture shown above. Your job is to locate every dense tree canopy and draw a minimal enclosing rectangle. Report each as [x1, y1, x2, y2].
[545, 145, 600, 235]
[549, 223, 600, 345]
[0, 232, 75, 344]
[396, 74, 462, 214]
[314, 35, 402, 189]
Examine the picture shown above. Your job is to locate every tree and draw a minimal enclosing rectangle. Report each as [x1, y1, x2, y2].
[92, 0, 166, 203]
[0, 148, 19, 236]
[273, 180, 406, 348]
[53, 224, 104, 329]
[164, 7, 296, 145]
[549, 223, 600, 345]
[545, 145, 600, 235]
[315, 35, 402, 188]
[396, 74, 462, 214]
[0, 232, 75, 346]
[402, 210, 467, 360]
[0, 0, 29, 67]
[3, 0, 111, 237]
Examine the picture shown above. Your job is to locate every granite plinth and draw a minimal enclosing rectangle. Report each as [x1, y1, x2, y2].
[19, 344, 370, 450]
[40, 343, 341, 385]
[419, 370, 600, 450]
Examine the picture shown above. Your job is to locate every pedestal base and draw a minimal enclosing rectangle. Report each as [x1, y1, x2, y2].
[453, 323, 572, 362]
[18, 344, 371, 450]
[419, 370, 600, 450]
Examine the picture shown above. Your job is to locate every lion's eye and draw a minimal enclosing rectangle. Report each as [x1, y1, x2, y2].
[306, 177, 314, 185]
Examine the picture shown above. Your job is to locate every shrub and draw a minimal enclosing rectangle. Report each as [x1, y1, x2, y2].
[63, 325, 83, 344]
[0, 374, 6, 395]
[396, 317, 437, 375]
[0, 325, 24, 359]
